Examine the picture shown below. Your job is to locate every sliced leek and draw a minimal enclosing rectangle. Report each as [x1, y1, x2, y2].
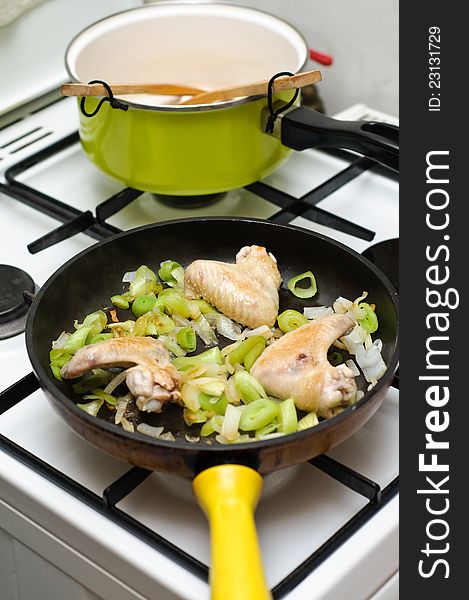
[287, 271, 317, 299]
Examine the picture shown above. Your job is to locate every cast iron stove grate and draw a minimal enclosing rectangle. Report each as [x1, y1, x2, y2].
[0, 130, 397, 254]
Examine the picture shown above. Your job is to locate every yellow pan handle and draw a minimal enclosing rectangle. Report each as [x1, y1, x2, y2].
[193, 464, 271, 600]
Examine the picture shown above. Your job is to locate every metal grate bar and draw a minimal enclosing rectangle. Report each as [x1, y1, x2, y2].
[5, 132, 79, 176]
[300, 157, 375, 206]
[269, 210, 301, 225]
[309, 454, 381, 502]
[245, 181, 296, 209]
[247, 177, 375, 241]
[28, 211, 96, 253]
[302, 205, 375, 241]
[103, 466, 152, 508]
[0, 372, 39, 416]
[96, 188, 142, 221]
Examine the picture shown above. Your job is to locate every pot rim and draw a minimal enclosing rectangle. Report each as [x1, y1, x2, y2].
[64, 1, 309, 113]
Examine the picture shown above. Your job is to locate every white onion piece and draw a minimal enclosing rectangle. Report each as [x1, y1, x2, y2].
[304, 306, 334, 319]
[114, 395, 130, 425]
[364, 333, 373, 350]
[185, 435, 200, 443]
[172, 314, 191, 328]
[256, 432, 285, 440]
[224, 356, 235, 375]
[345, 359, 360, 377]
[136, 423, 164, 438]
[191, 314, 218, 346]
[215, 434, 231, 445]
[341, 324, 368, 354]
[190, 377, 226, 397]
[184, 363, 226, 380]
[356, 391, 365, 401]
[122, 271, 136, 282]
[205, 314, 242, 341]
[52, 331, 71, 349]
[159, 432, 176, 441]
[181, 383, 201, 411]
[353, 291, 368, 305]
[355, 341, 387, 382]
[104, 369, 129, 394]
[225, 377, 241, 404]
[238, 325, 274, 340]
[120, 418, 134, 432]
[221, 404, 241, 441]
[333, 297, 353, 313]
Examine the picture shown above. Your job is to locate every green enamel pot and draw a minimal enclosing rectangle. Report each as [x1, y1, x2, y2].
[66, 3, 398, 197]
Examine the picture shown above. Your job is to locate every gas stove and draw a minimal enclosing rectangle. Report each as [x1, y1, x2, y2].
[0, 98, 398, 600]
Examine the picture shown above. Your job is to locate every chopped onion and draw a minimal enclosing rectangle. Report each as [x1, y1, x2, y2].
[181, 383, 201, 411]
[355, 341, 387, 382]
[225, 356, 235, 375]
[215, 434, 231, 445]
[303, 306, 334, 319]
[115, 395, 131, 425]
[341, 324, 368, 354]
[333, 297, 353, 313]
[159, 334, 186, 357]
[356, 391, 365, 401]
[364, 333, 373, 350]
[238, 325, 274, 341]
[159, 432, 176, 441]
[191, 313, 218, 346]
[190, 377, 226, 397]
[185, 435, 200, 443]
[136, 423, 164, 438]
[52, 331, 71, 349]
[120, 417, 134, 432]
[225, 377, 241, 404]
[205, 314, 242, 341]
[172, 314, 191, 328]
[345, 359, 360, 377]
[353, 291, 368, 306]
[255, 432, 285, 440]
[221, 404, 241, 441]
[122, 271, 136, 282]
[104, 369, 129, 394]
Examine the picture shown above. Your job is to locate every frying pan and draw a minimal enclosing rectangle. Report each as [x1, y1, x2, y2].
[26, 218, 399, 600]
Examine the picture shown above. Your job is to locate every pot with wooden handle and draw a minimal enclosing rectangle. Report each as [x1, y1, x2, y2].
[65, 2, 398, 195]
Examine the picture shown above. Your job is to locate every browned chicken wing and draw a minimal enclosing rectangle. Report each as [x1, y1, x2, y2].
[61, 337, 181, 412]
[251, 314, 357, 417]
[184, 245, 281, 328]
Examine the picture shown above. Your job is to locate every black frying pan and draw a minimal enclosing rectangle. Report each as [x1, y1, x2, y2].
[26, 218, 398, 600]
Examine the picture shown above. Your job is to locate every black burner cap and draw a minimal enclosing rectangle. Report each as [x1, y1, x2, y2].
[153, 192, 226, 208]
[0, 265, 36, 339]
[362, 239, 398, 293]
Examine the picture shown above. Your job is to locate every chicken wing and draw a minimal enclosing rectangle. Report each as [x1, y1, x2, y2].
[61, 337, 181, 412]
[184, 245, 281, 328]
[250, 314, 357, 417]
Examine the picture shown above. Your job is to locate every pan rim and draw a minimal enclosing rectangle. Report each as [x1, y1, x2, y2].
[26, 217, 399, 454]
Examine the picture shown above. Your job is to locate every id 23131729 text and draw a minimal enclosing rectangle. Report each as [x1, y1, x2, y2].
[428, 26, 441, 112]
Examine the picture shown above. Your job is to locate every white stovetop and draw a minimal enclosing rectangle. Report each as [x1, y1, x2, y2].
[0, 100, 398, 600]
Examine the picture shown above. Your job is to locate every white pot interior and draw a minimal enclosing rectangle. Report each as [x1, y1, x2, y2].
[66, 2, 307, 108]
